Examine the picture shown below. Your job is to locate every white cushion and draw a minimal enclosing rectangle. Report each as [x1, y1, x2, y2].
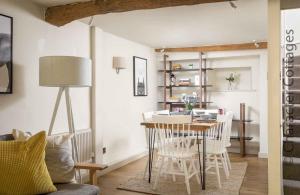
[12, 129, 76, 184]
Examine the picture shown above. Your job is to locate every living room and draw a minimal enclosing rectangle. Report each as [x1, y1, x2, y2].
[0, 0, 298, 195]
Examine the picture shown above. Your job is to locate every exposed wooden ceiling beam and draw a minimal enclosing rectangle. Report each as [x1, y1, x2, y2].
[46, 0, 234, 26]
[155, 42, 268, 52]
[281, 0, 300, 10]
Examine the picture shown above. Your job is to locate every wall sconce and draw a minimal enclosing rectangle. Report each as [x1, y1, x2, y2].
[113, 57, 127, 74]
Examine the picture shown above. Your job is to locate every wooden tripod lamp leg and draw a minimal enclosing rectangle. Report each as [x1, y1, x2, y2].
[48, 87, 64, 136]
[65, 88, 82, 183]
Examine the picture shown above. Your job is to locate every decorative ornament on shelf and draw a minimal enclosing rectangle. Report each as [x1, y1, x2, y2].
[225, 73, 240, 90]
[172, 64, 182, 70]
[170, 73, 176, 86]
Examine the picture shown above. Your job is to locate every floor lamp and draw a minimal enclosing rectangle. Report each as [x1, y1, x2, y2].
[39, 56, 92, 181]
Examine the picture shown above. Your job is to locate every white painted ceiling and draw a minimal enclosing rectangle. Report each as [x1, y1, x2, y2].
[32, 0, 267, 48]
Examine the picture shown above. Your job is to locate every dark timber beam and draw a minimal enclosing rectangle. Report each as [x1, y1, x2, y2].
[281, 0, 300, 10]
[45, 0, 234, 26]
[155, 42, 268, 52]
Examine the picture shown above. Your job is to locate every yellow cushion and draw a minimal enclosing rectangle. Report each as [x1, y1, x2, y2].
[0, 131, 57, 194]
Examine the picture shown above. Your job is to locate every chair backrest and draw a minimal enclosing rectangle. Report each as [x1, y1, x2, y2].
[142, 111, 155, 122]
[205, 114, 227, 153]
[152, 115, 193, 157]
[153, 115, 191, 124]
[225, 111, 233, 146]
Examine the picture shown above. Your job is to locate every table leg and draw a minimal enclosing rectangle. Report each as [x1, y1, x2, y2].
[151, 130, 156, 172]
[148, 128, 152, 183]
[148, 128, 155, 183]
[202, 130, 206, 190]
[197, 132, 204, 191]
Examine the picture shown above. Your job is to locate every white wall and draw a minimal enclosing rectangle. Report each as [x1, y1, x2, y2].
[0, 0, 156, 166]
[92, 27, 157, 165]
[0, 0, 91, 134]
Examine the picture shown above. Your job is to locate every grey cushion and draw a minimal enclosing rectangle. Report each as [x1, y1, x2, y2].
[45, 184, 100, 195]
[0, 134, 14, 141]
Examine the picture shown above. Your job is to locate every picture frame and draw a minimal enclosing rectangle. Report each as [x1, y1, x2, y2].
[0, 14, 13, 94]
[133, 56, 148, 96]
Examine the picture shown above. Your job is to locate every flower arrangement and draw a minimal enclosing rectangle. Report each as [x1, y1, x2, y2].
[182, 92, 198, 111]
[226, 73, 235, 83]
[225, 73, 239, 90]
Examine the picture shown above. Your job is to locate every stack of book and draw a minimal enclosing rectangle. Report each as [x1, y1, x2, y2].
[178, 78, 191, 86]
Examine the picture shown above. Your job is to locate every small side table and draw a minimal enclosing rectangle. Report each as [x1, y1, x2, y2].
[75, 163, 108, 185]
[231, 103, 253, 157]
[232, 103, 253, 157]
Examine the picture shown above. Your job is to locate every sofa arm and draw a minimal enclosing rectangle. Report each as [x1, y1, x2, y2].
[75, 163, 108, 185]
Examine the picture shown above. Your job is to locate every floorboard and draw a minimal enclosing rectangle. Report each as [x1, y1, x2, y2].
[97, 153, 268, 195]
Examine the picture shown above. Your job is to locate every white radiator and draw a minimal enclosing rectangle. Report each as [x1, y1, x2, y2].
[75, 129, 93, 163]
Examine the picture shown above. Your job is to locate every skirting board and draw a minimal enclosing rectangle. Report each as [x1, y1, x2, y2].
[258, 152, 268, 158]
[227, 141, 259, 155]
[80, 150, 148, 183]
[98, 150, 148, 177]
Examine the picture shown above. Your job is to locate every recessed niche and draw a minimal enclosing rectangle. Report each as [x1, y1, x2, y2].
[208, 67, 252, 92]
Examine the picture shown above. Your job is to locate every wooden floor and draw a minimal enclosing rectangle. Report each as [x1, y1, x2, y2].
[97, 153, 268, 195]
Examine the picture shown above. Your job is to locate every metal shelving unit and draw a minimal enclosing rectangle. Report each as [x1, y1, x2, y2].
[158, 53, 213, 111]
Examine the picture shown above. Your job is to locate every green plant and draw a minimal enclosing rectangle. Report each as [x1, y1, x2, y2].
[226, 73, 235, 83]
[185, 102, 193, 111]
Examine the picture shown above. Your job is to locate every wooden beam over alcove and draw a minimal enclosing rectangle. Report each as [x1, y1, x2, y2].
[155, 42, 268, 52]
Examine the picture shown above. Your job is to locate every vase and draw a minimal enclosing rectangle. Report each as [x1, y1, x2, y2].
[228, 81, 233, 90]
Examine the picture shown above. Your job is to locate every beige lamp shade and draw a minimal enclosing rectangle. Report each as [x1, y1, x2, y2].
[39, 56, 92, 87]
[113, 57, 126, 73]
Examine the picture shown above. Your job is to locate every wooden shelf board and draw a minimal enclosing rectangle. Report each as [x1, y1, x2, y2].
[158, 58, 200, 62]
[158, 85, 213, 88]
[232, 119, 253, 123]
[158, 68, 213, 72]
[208, 89, 256, 92]
[230, 136, 253, 141]
[158, 101, 213, 104]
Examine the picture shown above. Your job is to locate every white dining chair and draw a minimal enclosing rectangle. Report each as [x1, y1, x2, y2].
[196, 115, 229, 188]
[152, 115, 200, 195]
[142, 110, 170, 179]
[224, 111, 233, 170]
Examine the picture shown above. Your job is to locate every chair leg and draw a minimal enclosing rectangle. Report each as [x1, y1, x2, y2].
[171, 159, 176, 182]
[214, 155, 222, 189]
[225, 150, 232, 170]
[183, 160, 191, 195]
[221, 154, 229, 179]
[192, 159, 200, 184]
[153, 157, 165, 190]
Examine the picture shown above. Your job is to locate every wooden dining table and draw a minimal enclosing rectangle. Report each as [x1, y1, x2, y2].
[140, 121, 217, 190]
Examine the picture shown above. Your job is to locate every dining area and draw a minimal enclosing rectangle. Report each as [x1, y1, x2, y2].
[116, 109, 251, 195]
